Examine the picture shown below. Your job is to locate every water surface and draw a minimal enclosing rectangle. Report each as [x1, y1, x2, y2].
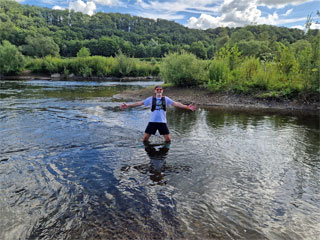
[1, 80, 319, 240]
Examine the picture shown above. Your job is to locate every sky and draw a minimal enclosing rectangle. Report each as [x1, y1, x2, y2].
[16, 0, 320, 30]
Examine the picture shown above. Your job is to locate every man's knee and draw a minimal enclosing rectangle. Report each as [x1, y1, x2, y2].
[164, 134, 171, 142]
[142, 133, 151, 142]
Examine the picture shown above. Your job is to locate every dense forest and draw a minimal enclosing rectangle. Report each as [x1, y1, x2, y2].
[0, 0, 317, 59]
[0, 0, 319, 99]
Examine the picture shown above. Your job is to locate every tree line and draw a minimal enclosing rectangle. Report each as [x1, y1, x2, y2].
[0, 0, 317, 60]
[0, 0, 319, 100]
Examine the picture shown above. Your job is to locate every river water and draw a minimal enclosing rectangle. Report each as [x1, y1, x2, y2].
[0, 80, 319, 240]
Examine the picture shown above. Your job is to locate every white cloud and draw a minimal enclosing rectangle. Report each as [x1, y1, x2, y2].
[188, 0, 263, 29]
[137, 0, 219, 15]
[290, 25, 304, 30]
[258, 0, 313, 8]
[140, 12, 185, 20]
[67, 0, 123, 16]
[52, 6, 65, 10]
[93, 0, 123, 6]
[310, 22, 320, 29]
[290, 22, 320, 30]
[69, 0, 96, 16]
[188, 14, 227, 28]
[282, 8, 293, 16]
[187, 0, 312, 29]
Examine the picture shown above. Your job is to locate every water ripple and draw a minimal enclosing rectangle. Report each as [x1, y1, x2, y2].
[1, 81, 319, 239]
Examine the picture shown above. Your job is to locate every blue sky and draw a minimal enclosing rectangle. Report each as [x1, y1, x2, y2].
[16, 0, 320, 30]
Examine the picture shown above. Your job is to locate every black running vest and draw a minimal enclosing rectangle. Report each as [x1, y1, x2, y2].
[151, 97, 166, 112]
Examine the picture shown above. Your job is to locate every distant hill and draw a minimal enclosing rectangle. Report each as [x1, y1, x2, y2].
[0, 0, 316, 58]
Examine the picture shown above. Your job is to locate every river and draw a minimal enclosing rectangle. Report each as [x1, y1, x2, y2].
[0, 80, 319, 240]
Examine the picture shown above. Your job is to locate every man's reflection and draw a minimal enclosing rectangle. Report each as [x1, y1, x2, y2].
[142, 141, 171, 183]
[121, 142, 191, 185]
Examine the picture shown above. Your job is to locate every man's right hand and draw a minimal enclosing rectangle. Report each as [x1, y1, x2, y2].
[120, 103, 128, 110]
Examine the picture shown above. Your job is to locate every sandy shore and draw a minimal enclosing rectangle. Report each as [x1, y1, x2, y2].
[114, 86, 320, 116]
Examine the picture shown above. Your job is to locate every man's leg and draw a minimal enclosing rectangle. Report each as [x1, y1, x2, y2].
[142, 133, 151, 142]
[163, 134, 171, 142]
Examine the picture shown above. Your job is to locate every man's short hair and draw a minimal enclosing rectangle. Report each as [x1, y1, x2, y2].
[154, 85, 163, 89]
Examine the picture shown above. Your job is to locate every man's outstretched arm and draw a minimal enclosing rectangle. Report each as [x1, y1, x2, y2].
[172, 101, 196, 111]
[120, 101, 144, 110]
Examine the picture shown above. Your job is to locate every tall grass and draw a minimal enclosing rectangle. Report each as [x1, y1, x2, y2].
[24, 38, 319, 100]
[26, 55, 159, 78]
[161, 41, 319, 99]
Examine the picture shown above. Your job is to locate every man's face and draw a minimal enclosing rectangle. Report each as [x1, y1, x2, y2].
[155, 87, 163, 95]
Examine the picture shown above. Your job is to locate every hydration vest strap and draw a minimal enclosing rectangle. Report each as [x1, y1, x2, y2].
[151, 96, 166, 112]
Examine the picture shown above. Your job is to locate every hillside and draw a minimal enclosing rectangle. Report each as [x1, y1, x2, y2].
[0, 0, 316, 58]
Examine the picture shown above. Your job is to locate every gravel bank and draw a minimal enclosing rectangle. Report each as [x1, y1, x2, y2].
[114, 86, 320, 116]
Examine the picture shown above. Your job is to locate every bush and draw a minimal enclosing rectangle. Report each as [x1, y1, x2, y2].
[27, 55, 159, 78]
[160, 51, 207, 86]
[208, 59, 230, 90]
[43, 56, 65, 73]
[113, 52, 135, 77]
[26, 58, 44, 73]
[77, 47, 91, 58]
[0, 40, 25, 75]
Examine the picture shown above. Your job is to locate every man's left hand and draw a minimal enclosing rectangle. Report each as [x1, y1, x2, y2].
[188, 104, 196, 111]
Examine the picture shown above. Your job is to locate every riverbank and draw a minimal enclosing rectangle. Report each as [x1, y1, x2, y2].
[114, 86, 320, 115]
[0, 72, 160, 82]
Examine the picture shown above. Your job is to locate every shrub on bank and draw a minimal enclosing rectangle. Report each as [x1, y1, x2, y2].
[0, 40, 25, 75]
[207, 59, 230, 91]
[26, 55, 159, 77]
[160, 51, 207, 86]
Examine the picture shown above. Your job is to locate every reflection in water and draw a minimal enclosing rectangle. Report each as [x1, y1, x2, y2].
[122, 142, 191, 185]
[142, 142, 170, 184]
[1, 80, 320, 239]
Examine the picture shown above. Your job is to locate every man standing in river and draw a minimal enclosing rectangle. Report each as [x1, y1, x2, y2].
[120, 85, 196, 142]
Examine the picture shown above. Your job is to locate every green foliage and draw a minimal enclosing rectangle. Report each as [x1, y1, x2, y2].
[77, 47, 91, 57]
[98, 37, 119, 57]
[0, 40, 25, 75]
[208, 59, 230, 90]
[43, 56, 64, 73]
[0, 0, 318, 99]
[291, 40, 312, 56]
[237, 40, 271, 59]
[27, 55, 158, 78]
[207, 45, 215, 59]
[217, 45, 241, 70]
[230, 29, 255, 44]
[190, 41, 207, 59]
[135, 43, 146, 58]
[160, 51, 207, 86]
[0, 0, 310, 60]
[22, 35, 60, 57]
[113, 52, 135, 77]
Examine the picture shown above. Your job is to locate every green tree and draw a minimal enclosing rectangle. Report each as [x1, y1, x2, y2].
[215, 35, 229, 51]
[77, 47, 91, 57]
[207, 45, 215, 59]
[98, 37, 119, 57]
[277, 46, 298, 76]
[230, 29, 255, 44]
[217, 45, 241, 70]
[291, 39, 312, 56]
[0, 40, 25, 75]
[237, 40, 270, 58]
[22, 35, 60, 57]
[190, 41, 207, 59]
[135, 43, 146, 58]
